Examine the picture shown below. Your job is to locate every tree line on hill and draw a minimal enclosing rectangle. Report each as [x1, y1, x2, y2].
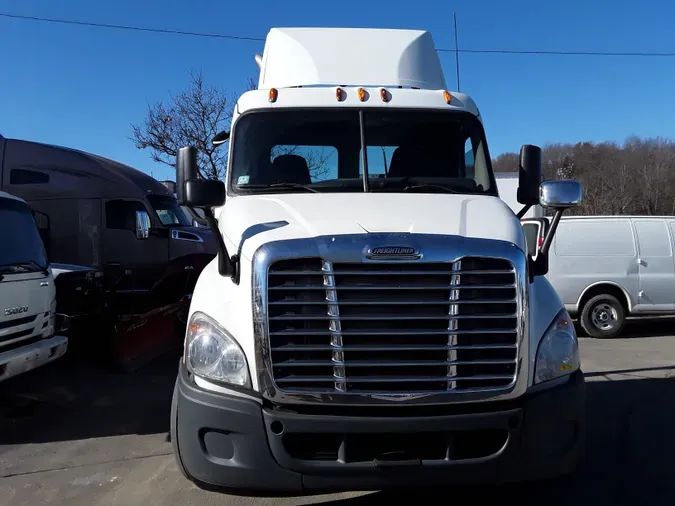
[492, 137, 675, 216]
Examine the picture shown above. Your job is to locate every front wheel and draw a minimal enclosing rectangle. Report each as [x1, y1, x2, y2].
[579, 294, 626, 338]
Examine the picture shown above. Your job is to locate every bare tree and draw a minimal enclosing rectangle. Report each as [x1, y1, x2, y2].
[132, 72, 331, 181]
[131, 70, 235, 180]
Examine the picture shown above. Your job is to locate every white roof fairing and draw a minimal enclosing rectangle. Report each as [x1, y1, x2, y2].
[258, 27, 447, 90]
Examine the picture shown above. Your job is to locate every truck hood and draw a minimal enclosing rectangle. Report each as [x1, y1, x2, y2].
[219, 193, 526, 260]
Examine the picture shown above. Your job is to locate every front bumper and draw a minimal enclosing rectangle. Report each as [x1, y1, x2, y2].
[172, 366, 585, 495]
[0, 335, 68, 383]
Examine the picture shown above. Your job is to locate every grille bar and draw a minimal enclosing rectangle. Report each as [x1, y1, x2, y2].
[274, 359, 517, 367]
[271, 344, 516, 352]
[269, 298, 516, 306]
[269, 284, 516, 290]
[270, 328, 517, 336]
[267, 257, 519, 395]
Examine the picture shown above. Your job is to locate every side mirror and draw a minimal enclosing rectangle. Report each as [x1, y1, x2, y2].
[529, 179, 583, 281]
[517, 144, 542, 206]
[185, 179, 225, 208]
[135, 210, 151, 240]
[176, 145, 234, 279]
[539, 180, 582, 209]
[176, 146, 226, 208]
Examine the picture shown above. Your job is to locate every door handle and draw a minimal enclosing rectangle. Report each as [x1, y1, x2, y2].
[637, 258, 645, 266]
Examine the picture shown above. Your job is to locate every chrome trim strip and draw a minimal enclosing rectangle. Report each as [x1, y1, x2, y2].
[252, 233, 528, 407]
[171, 229, 205, 243]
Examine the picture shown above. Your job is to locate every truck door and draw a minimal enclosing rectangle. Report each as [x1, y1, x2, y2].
[101, 199, 169, 313]
[632, 218, 675, 312]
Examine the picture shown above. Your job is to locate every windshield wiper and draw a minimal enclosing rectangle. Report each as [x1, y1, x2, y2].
[240, 183, 320, 193]
[0, 260, 49, 275]
[403, 184, 460, 194]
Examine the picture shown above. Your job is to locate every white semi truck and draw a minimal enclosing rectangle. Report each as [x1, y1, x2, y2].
[170, 27, 585, 494]
[0, 191, 68, 382]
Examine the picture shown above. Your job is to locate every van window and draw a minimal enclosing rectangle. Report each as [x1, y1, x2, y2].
[555, 219, 635, 257]
[634, 220, 672, 257]
[0, 198, 48, 273]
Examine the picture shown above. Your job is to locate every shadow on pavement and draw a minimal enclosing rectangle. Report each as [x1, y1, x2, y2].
[2, 355, 675, 505]
[0, 349, 181, 445]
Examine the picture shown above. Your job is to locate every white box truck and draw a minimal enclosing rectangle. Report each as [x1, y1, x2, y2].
[169, 27, 585, 494]
[0, 191, 68, 381]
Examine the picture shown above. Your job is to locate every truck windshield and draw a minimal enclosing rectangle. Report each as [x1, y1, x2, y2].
[147, 194, 192, 227]
[0, 198, 48, 275]
[229, 108, 495, 195]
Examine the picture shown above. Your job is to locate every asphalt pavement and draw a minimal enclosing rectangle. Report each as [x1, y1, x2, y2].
[1, 318, 675, 505]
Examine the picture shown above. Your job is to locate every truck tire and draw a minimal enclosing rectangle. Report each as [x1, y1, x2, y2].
[579, 294, 626, 338]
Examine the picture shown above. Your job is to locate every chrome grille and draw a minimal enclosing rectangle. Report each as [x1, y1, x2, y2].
[267, 257, 519, 395]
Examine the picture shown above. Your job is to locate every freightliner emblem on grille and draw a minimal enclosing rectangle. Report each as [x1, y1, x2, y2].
[366, 246, 422, 260]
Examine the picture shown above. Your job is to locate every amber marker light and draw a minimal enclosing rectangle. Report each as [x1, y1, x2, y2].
[380, 88, 390, 102]
[357, 88, 366, 102]
[269, 88, 278, 102]
[443, 90, 452, 104]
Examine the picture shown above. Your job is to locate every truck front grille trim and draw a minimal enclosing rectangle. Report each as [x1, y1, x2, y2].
[267, 257, 519, 395]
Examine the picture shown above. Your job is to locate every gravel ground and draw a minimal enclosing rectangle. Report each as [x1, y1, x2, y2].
[1, 318, 674, 505]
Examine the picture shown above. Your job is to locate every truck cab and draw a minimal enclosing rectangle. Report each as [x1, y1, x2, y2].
[170, 27, 585, 494]
[0, 191, 68, 382]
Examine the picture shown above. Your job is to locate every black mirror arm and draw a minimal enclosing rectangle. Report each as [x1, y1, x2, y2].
[185, 206, 208, 227]
[529, 208, 564, 282]
[539, 209, 564, 257]
[516, 204, 532, 220]
[203, 207, 239, 282]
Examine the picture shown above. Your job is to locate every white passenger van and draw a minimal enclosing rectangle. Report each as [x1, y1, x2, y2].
[0, 191, 68, 381]
[523, 215, 675, 338]
[169, 27, 585, 494]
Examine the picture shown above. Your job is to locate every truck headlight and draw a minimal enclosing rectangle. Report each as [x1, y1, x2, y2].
[185, 311, 250, 388]
[534, 309, 580, 384]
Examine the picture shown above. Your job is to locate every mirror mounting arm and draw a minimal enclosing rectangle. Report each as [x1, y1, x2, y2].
[202, 207, 239, 282]
[529, 208, 564, 281]
[516, 204, 532, 220]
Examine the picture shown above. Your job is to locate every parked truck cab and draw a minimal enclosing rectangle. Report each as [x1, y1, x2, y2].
[0, 138, 217, 318]
[0, 191, 68, 382]
[170, 27, 585, 494]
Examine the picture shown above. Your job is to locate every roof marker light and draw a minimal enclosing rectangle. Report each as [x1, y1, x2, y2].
[336, 87, 344, 102]
[443, 90, 452, 104]
[269, 88, 278, 102]
[357, 88, 366, 102]
[380, 88, 390, 102]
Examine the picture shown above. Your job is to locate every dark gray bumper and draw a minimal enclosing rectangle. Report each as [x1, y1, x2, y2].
[171, 365, 585, 495]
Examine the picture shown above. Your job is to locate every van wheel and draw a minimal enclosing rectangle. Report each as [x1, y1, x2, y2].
[580, 294, 626, 338]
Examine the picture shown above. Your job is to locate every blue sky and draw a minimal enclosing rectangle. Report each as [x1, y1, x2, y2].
[1, 0, 675, 181]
